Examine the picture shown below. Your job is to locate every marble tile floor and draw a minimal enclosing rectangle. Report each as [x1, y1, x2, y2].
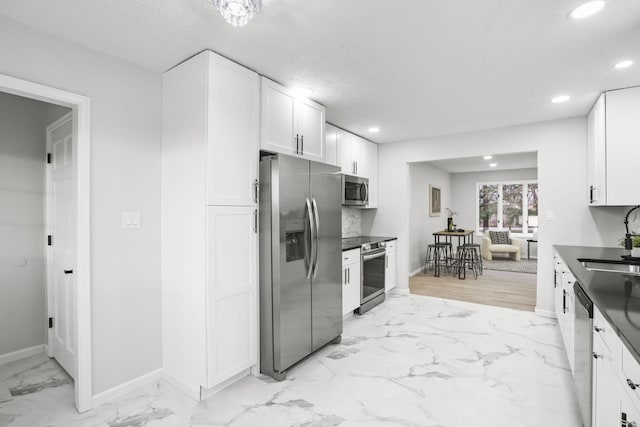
[0, 293, 582, 426]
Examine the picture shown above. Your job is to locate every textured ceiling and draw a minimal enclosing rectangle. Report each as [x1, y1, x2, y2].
[1, 0, 639, 143]
[428, 152, 538, 173]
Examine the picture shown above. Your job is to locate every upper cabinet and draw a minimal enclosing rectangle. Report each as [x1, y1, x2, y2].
[324, 123, 340, 167]
[260, 77, 325, 163]
[587, 86, 640, 206]
[338, 128, 378, 208]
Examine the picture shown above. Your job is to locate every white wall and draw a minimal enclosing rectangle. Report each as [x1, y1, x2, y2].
[0, 92, 68, 356]
[0, 17, 162, 394]
[408, 163, 452, 274]
[451, 167, 538, 232]
[368, 117, 628, 314]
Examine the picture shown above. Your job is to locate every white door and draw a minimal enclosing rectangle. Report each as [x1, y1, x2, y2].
[339, 130, 355, 174]
[206, 206, 257, 386]
[207, 52, 259, 206]
[47, 113, 76, 379]
[260, 78, 295, 156]
[295, 98, 325, 162]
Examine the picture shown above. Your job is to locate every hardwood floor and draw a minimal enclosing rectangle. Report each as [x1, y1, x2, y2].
[409, 269, 537, 312]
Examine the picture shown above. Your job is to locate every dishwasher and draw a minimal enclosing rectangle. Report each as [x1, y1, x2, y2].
[573, 282, 593, 427]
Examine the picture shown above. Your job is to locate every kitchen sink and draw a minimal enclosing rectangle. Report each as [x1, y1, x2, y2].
[579, 259, 640, 276]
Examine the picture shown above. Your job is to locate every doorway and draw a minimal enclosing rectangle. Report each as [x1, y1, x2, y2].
[0, 74, 91, 412]
[407, 152, 538, 312]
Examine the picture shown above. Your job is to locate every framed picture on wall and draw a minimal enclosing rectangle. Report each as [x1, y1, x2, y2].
[429, 185, 441, 217]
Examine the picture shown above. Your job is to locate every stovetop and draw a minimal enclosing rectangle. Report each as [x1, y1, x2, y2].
[342, 236, 397, 251]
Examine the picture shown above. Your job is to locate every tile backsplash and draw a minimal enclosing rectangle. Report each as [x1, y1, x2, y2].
[342, 208, 361, 237]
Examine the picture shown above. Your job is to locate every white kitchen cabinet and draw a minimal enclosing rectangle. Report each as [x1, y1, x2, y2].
[342, 248, 361, 316]
[206, 206, 257, 386]
[385, 240, 397, 292]
[260, 77, 325, 163]
[161, 50, 259, 398]
[587, 86, 640, 206]
[337, 128, 378, 208]
[593, 331, 620, 427]
[324, 123, 340, 167]
[553, 251, 575, 371]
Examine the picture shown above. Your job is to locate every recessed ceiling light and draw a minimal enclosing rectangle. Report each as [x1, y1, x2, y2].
[291, 87, 313, 97]
[489, 163, 497, 168]
[483, 155, 493, 160]
[569, 1, 605, 19]
[614, 60, 634, 69]
[368, 127, 380, 133]
[552, 95, 571, 104]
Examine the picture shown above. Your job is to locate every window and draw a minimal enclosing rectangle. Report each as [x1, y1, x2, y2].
[477, 180, 538, 235]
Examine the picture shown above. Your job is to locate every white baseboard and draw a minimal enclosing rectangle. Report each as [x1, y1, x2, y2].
[92, 368, 163, 407]
[409, 267, 423, 277]
[200, 369, 250, 401]
[535, 308, 556, 319]
[161, 369, 201, 401]
[0, 344, 45, 365]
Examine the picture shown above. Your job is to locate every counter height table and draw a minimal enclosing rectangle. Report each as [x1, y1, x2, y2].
[432, 230, 477, 278]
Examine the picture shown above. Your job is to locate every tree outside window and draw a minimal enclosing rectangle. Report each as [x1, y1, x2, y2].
[477, 181, 538, 235]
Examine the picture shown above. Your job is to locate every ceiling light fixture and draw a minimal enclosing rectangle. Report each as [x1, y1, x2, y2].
[569, 1, 605, 19]
[552, 95, 571, 104]
[212, 0, 263, 27]
[368, 127, 380, 133]
[489, 163, 497, 168]
[614, 60, 634, 69]
[483, 155, 493, 160]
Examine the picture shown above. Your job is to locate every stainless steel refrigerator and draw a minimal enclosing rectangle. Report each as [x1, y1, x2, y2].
[259, 153, 342, 380]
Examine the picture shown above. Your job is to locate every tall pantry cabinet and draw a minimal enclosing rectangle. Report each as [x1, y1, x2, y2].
[161, 50, 259, 398]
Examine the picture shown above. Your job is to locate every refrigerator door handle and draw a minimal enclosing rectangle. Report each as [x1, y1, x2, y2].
[311, 198, 320, 277]
[306, 198, 316, 279]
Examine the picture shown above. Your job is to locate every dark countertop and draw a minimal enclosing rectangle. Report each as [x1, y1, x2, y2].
[342, 236, 397, 251]
[555, 245, 640, 365]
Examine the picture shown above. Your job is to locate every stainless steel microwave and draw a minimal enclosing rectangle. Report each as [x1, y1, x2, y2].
[342, 174, 369, 207]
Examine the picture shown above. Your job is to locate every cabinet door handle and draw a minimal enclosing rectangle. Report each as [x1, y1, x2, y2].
[253, 209, 258, 234]
[301, 135, 304, 155]
[589, 185, 594, 203]
[344, 268, 347, 285]
[563, 290, 567, 313]
[295, 134, 299, 154]
[355, 161, 358, 175]
[64, 269, 74, 275]
[593, 352, 601, 359]
[627, 378, 639, 390]
[347, 267, 350, 284]
[253, 179, 260, 203]
[594, 326, 604, 333]
[386, 255, 388, 268]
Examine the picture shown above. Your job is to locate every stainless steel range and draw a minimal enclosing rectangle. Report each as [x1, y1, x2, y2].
[356, 241, 386, 314]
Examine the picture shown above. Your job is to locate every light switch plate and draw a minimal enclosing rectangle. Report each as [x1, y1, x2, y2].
[121, 211, 141, 229]
[545, 210, 554, 221]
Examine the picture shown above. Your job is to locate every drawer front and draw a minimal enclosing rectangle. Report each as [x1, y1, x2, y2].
[594, 306, 622, 369]
[343, 248, 360, 265]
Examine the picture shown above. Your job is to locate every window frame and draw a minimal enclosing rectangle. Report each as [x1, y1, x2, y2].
[475, 179, 538, 237]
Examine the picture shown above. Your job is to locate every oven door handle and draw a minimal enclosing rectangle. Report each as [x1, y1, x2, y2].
[362, 250, 386, 261]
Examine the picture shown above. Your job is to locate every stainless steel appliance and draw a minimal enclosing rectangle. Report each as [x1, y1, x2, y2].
[573, 281, 593, 427]
[356, 241, 386, 314]
[259, 153, 342, 381]
[342, 174, 369, 207]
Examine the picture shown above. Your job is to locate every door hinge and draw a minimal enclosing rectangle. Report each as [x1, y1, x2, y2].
[47, 235, 52, 246]
[47, 153, 52, 164]
[48, 317, 53, 329]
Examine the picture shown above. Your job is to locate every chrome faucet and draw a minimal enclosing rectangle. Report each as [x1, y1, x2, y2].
[624, 205, 640, 250]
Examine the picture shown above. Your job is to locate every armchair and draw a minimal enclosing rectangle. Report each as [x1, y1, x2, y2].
[481, 233, 522, 261]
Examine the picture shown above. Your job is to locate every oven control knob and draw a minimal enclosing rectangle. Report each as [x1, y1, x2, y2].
[362, 244, 370, 252]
